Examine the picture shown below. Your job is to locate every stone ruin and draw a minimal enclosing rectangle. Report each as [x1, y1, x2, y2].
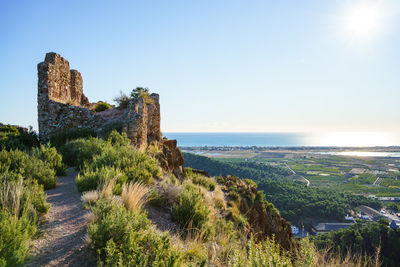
[37, 52, 184, 177]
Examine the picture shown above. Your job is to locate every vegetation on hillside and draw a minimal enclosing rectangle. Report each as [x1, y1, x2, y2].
[0, 124, 387, 266]
[258, 179, 382, 222]
[183, 152, 291, 180]
[183, 153, 382, 223]
[311, 220, 400, 267]
[0, 142, 63, 265]
[61, 131, 160, 192]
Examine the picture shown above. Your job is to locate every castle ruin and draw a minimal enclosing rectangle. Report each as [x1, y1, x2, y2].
[37, 52, 161, 150]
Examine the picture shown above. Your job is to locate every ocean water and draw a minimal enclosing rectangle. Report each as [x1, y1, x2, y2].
[164, 132, 400, 147]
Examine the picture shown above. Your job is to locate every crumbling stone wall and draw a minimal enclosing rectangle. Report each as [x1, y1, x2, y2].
[37, 52, 162, 151]
[37, 53, 104, 142]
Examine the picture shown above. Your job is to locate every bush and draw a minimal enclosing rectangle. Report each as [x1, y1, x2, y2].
[171, 183, 210, 232]
[32, 143, 66, 176]
[50, 127, 96, 148]
[94, 101, 111, 112]
[88, 199, 184, 266]
[185, 168, 216, 191]
[130, 87, 154, 104]
[0, 209, 36, 266]
[0, 149, 57, 190]
[107, 130, 130, 147]
[100, 121, 124, 140]
[60, 137, 107, 168]
[0, 124, 39, 151]
[113, 91, 130, 109]
[0, 177, 49, 266]
[88, 141, 160, 185]
[61, 133, 160, 184]
[228, 237, 293, 267]
[76, 167, 127, 193]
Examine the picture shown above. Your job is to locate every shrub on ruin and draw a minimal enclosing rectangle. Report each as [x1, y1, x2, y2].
[130, 87, 154, 104]
[50, 127, 96, 148]
[113, 91, 130, 109]
[94, 101, 111, 112]
[171, 183, 210, 232]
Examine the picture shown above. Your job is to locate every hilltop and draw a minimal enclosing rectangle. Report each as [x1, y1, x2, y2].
[0, 53, 388, 266]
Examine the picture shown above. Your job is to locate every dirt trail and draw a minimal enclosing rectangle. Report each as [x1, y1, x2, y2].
[25, 168, 96, 267]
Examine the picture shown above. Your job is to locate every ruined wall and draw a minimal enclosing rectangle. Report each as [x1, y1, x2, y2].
[37, 53, 104, 142]
[37, 52, 162, 150]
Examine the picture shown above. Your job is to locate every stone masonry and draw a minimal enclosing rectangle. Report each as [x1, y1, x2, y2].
[37, 52, 161, 149]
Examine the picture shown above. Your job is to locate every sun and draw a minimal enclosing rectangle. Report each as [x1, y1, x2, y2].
[340, 3, 385, 41]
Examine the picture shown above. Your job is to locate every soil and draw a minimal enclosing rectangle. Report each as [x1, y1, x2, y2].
[25, 168, 96, 267]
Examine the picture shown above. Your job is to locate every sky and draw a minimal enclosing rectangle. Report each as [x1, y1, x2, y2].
[0, 0, 399, 133]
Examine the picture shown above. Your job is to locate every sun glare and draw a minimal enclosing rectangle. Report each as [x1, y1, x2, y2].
[340, 2, 386, 41]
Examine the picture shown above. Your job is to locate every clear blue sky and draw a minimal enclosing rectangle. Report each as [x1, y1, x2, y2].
[0, 0, 399, 133]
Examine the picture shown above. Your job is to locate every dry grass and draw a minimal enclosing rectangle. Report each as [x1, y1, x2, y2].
[121, 181, 150, 213]
[81, 190, 99, 205]
[98, 178, 115, 200]
[160, 181, 182, 205]
[170, 227, 208, 263]
[0, 178, 23, 216]
[316, 247, 381, 267]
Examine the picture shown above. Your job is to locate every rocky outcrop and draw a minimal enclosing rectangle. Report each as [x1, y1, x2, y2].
[156, 139, 185, 179]
[217, 175, 298, 255]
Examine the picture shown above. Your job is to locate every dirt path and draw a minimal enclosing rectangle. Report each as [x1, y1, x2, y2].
[26, 168, 96, 267]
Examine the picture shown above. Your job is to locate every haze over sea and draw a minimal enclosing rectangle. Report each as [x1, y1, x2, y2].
[164, 132, 400, 147]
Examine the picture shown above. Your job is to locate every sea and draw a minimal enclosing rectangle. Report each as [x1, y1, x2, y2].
[164, 132, 400, 148]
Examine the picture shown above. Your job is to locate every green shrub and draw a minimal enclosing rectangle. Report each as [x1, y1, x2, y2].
[0, 124, 39, 151]
[88, 199, 184, 266]
[60, 137, 107, 168]
[94, 101, 112, 112]
[113, 91, 130, 109]
[0, 209, 36, 266]
[185, 168, 216, 191]
[148, 190, 165, 208]
[0, 149, 57, 190]
[21, 180, 50, 214]
[107, 130, 130, 147]
[50, 127, 96, 148]
[76, 167, 127, 193]
[88, 141, 160, 185]
[228, 237, 293, 267]
[100, 121, 124, 139]
[0, 177, 49, 266]
[171, 183, 210, 232]
[62, 133, 160, 184]
[130, 87, 154, 104]
[32, 143, 66, 176]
